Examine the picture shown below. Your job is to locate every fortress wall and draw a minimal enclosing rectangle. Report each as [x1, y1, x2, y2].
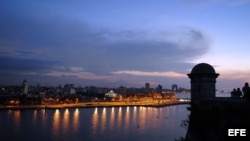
[185, 98, 250, 141]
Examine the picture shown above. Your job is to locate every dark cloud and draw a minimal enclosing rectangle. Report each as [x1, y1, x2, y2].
[77, 28, 210, 73]
[0, 0, 211, 85]
[0, 9, 210, 72]
[0, 56, 60, 73]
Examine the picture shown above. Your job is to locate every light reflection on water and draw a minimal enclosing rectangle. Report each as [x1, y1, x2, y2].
[100, 107, 107, 133]
[63, 108, 69, 133]
[53, 109, 60, 136]
[110, 107, 115, 130]
[41, 109, 46, 126]
[0, 105, 189, 141]
[33, 110, 37, 121]
[73, 108, 79, 132]
[92, 107, 98, 134]
[13, 110, 20, 124]
[117, 107, 122, 130]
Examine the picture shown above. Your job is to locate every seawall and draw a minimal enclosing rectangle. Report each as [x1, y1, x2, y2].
[0, 100, 189, 110]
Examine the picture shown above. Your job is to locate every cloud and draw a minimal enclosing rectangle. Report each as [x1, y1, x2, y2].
[76, 27, 211, 74]
[112, 70, 186, 78]
[43, 70, 120, 82]
[216, 68, 250, 80]
[214, 67, 250, 91]
[0, 12, 210, 74]
[68, 67, 85, 72]
[0, 1, 211, 86]
[0, 56, 60, 73]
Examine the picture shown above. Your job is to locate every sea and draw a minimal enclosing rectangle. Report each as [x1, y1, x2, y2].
[0, 93, 230, 141]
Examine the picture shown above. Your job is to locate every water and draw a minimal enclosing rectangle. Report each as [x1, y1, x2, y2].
[0, 93, 231, 141]
[0, 105, 190, 141]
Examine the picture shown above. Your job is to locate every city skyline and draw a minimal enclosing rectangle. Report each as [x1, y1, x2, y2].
[1, 79, 184, 92]
[1, 0, 250, 91]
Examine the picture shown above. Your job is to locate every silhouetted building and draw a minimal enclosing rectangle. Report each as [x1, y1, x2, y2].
[145, 83, 150, 90]
[185, 63, 250, 141]
[63, 84, 76, 95]
[156, 84, 163, 93]
[118, 86, 127, 95]
[187, 63, 219, 101]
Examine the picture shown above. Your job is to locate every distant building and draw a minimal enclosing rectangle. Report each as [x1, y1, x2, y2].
[69, 88, 76, 95]
[156, 84, 163, 93]
[151, 93, 162, 99]
[56, 85, 63, 94]
[172, 84, 178, 91]
[22, 80, 28, 95]
[63, 84, 76, 95]
[63, 88, 76, 95]
[105, 90, 117, 98]
[118, 86, 127, 95]
[39, 92, 46, 99]
[88, 86, 98, 94]
[97, 87, 109, 94]
[145, 83, 150, 90]
[161, 92, 175, 99]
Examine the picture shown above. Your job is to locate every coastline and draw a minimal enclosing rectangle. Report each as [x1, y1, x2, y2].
[0, 101, 190, 110]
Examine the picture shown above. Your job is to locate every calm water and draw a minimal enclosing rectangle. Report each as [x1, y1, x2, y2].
[0, 105, 190, 141]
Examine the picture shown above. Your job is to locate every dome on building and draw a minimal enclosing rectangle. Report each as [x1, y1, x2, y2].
[191, 63, 216, 74]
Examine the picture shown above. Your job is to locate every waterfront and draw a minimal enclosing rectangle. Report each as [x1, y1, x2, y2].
[0, 93, 230, 141]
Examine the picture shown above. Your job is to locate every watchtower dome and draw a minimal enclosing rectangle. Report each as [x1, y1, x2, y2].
[187, 63, 219, 101]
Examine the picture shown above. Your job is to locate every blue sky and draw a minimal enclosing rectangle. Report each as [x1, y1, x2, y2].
[1, 0, 250, 90]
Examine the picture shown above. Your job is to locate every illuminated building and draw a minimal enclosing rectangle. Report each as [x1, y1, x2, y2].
[105, 90, 117, 98]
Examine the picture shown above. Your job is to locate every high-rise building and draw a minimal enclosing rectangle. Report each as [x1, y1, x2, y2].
[157, 84, 163, 93]
[172, 84, 178, 91]
[145, 83, 150, 90]
[22, 80, 28, 94]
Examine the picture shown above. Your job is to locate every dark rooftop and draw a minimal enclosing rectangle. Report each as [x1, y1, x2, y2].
[191, 63, 216, 74]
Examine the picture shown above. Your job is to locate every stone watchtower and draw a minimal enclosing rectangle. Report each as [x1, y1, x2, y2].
[187, 63, 219, 101]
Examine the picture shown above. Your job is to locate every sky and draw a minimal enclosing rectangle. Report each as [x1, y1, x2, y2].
[1, 0, 250, 90]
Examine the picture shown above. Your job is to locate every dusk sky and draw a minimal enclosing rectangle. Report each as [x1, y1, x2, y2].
[1, 0, 250, 90]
